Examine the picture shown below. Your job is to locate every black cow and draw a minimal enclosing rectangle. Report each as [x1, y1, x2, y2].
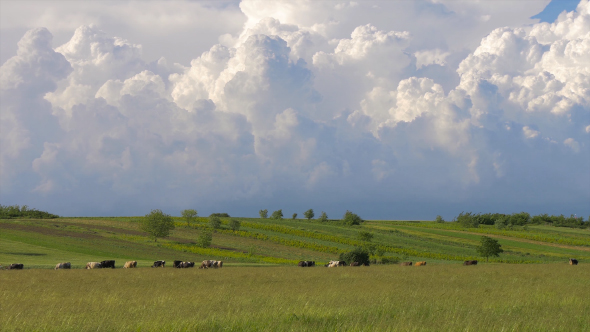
[298, 261, 315, 267]
[173, 260, 183, 268]
[100, 260, 116, 269]
[463, 260, 478, 266]
[8, 263, 24, 270]
[152, 260, 165, 268]
[569, 258, 579, 265]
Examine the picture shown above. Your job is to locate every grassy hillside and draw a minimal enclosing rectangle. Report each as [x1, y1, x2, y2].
[1, 264, 588, 331]
[1, 216, 588, 268]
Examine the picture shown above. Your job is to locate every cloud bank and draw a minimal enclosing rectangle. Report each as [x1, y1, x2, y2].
[1, 0, 588, 219]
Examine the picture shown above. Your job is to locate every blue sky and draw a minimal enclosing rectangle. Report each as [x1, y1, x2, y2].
[1, 0, 589, 220]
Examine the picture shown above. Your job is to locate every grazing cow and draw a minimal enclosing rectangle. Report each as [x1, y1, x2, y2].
[86, 262, 102, 269]
[100, 260, 116, 269]
[298, 261, 315, 267]
[124, 261, 137, 268]
[8, 263, 24, 270]
[326, 260, 347, 267]
[463, 260, 478, 266]
[215, 261, 223, 268]
[55, 262, 71, 270]
[152, 260, 165, 268]
[179, 261, 195, 268]
[298, 261, 307, 267]
[415, 261, 427, 266]
[173, 260, 183, 268]
[200, 260, 212, 269]
[400, 262, 412, 266]
[569, 258, 579, 265]
[350, 262, 360, 266]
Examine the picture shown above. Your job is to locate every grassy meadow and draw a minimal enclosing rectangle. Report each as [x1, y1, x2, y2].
[1, 216, 589, 331]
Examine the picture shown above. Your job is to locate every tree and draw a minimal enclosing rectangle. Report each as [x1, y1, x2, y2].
[304, 209, 314, 220]
[209, 215, 222, 229]
[476, 236, 504, 262]
[142, 209, 175, 242]
[358, 231, 374, 242]
[229, 219, 241, 231]
[339, 247, 370, 266]
[210, 213, 230, 217]
[456, 212, 479, 228]
[259, 209, 268, 219]
[292, 213, 297, 220]
[435, 215, 445, 223]
[197, 231, 212, 248]
[181, 209, 198, 226]
[343, 210, 363, 225]
[318, 211, 328, 222]
[271, 209, 283, 220]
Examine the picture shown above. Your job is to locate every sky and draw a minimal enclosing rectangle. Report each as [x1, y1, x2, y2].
[0, 0, 589, 220]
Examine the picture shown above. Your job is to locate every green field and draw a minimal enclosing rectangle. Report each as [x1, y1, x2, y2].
[1, 217, 589, 331]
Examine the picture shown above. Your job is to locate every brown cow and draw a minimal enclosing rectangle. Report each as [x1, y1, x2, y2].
[86, 262, 102, 269]
[55, 262, 71, 270]
[350, 262, 360, 266]
[400, 262, 412, 266]
[463, 260, 478, 266]
[569, 258, 579, 265]
[415, 261, 427, 266]
[124, 261, 137, 268]
[200, 260, 213, 269]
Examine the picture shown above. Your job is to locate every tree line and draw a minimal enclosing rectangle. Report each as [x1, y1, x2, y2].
[258, 208, 363, 226]
[0, 205, 59, 219]
[444, 212, 589, 229]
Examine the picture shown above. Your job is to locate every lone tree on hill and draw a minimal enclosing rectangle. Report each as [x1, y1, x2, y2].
[271, 209, 283, 220]
[142, 209, 175, 242]
[292, 213, 297, 220]
[318, 211, 328, 222]
[476, 236, 504, 262]
[259, 209, 268, 219]
[304, 209, 314, 220]
[181, 209, 198, 226]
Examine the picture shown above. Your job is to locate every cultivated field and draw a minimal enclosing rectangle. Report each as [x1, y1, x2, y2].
[1, 217, 589, 331]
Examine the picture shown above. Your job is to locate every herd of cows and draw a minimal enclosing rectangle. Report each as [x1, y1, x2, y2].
[1, 258, 580, 270]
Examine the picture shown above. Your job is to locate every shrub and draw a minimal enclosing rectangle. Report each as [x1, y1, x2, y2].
[456, 212, 479, 228]
[292, 213, 297, 220]
[343, 210, 363, 225]
[142, 209, 175, 242]
[0, 205, 59, 219]
[229, 219, 241, 231]
[318, 211, 328, 222]
[209, 216, 222, 229]
[339, 247, 370, 266]
[358, 231, 374, 242]
[271, 209, 283, 220]
[210, 213, 230, 218]
[304, 209, 314, 220]
[259, 209, 268, 219]
[435, 215, 445, 223]
[196, 231, 212, 248]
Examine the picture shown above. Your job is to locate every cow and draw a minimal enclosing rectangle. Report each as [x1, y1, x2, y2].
[200, 260, 213, 269]
[400, 262, 412, 266]
[173, 260, 183, 268]
[463, 260, 478, 266]
[86, 262, 102, 269]
[350, 262, 360, 266]
[124, 261, 137, 268]
[180, 261, 195, 268]
[100, 260, 116, 269]
[569, 258, 579, 265]
[298, 261, 315, 267]
[415, 261, 427, 266]
[215, 261, 223, 268]
[8, 263, 24, 270]
[152, 260, 165, 268]
[55, 262, 71, 270]
[326, 260, 346, 267]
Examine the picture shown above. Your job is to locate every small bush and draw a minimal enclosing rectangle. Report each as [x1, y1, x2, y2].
[435, 215, 445, 223]
[318, 211, 328, 222]
[259, 209, 268, 219]
[292, 213, 297, 220]
[196, 231, 212, 248]
[358, 231, 374, 242]
[229, 219, 241, 231]
[209, 216, 222, 229]
[456, 212, 479, 228]
[304, 209, 314, 220]
[343, 210, 363, 225]
[339, 247, 370, 266]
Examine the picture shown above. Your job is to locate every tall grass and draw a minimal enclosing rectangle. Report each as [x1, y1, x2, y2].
[1, 264, 588, 331]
